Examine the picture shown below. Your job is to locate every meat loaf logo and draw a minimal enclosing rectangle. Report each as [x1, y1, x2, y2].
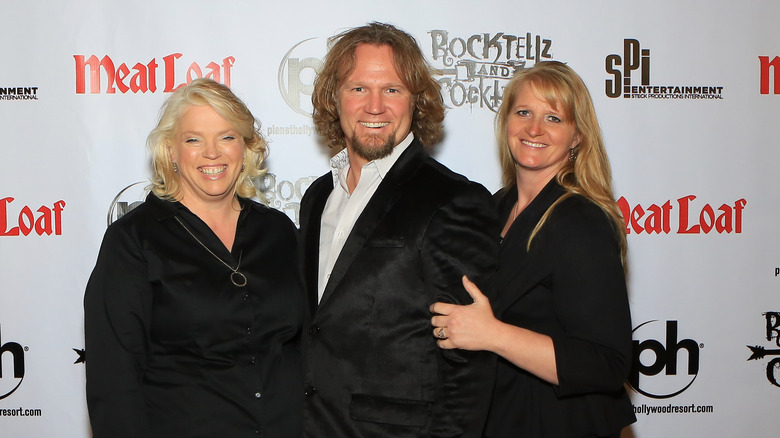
[74, 54, 235, 94]
[0, 87, 38, 101]
[747, 312, 780, 387]
[428, 30, 554, 112]
[629, 320, 701, 399]
[0, 197, 65, 236]
[617, 196, 746, 235]
[255, 173, 316, 227]
[759, 56, 779, 94]
[108, 182, 147, 226]
[0, 325, 26, 400]
[606, 39, 723, 100]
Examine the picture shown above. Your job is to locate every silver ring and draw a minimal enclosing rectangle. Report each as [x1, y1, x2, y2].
[437, 327, 446, 339]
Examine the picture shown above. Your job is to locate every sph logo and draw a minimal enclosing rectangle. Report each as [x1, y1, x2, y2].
[605, 38, 650, 98]
[278, 38, 327, 117]
[0, 325, 25, 400]
[629, 320, 701, 399]
[107, 182, 148, 226]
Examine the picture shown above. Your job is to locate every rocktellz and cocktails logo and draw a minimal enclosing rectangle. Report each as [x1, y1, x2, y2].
[74, 53, 235, 94]
[428, 30, 554, 112]
[606, 39, 724, 100]
[277, 31, 555, 116]
[747, 311, 780, 387]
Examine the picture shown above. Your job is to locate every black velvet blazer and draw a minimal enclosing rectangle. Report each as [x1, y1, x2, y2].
[298, 138, 500, 438]
[485, 180, 636, 438]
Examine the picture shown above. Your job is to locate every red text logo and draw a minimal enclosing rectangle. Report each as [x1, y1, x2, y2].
[617, 196, 746, 235]
[74, 54, 234, 94]
[759, 56, 780, 95]
[0, 198, 65, 236]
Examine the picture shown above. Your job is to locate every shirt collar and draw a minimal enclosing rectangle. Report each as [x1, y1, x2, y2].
[329, 131, 414, 188]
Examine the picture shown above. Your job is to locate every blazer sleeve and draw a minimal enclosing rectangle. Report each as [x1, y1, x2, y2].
[421, 182, 500, 438]
[84, 223, 152, 437]
[546, 200, 633, 397]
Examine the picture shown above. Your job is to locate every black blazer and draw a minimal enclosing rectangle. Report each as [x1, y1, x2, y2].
[298, 139, 500, 438]
[84, 194, 304, 438]
[485, 181, 636, 438]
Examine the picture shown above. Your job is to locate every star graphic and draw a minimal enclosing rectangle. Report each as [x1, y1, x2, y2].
[73, 348, 85, 364]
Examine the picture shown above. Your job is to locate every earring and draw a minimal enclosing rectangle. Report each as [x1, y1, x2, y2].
[568, 148, 577, 162]
[172, 162, 179, 173]
[241, 163, 246, 173]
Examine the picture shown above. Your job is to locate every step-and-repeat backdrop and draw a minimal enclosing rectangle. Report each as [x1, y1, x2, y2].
[1, 1, 777, 436]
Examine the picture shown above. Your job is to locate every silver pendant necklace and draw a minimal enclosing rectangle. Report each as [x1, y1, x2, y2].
[174, 216, 247, 287]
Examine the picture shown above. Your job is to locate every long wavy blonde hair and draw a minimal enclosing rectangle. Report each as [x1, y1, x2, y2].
[147, 78, 268, 201]
[496, 61, 626, 265]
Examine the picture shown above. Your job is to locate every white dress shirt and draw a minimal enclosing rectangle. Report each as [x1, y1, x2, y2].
[317, 132, 414, 302]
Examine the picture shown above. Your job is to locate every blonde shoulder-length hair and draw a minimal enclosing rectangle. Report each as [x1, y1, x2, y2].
[147, 78, 268, 201]
[496, 61, 627, 265]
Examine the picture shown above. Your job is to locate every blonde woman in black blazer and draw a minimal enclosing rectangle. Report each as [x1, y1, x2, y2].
[431, 61, 636, 438]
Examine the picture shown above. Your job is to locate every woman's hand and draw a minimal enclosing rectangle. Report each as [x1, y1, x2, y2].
[430, 275, 500, 351]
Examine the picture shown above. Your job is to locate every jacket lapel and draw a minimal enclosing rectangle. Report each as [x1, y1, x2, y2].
[317, 140, 425, 311]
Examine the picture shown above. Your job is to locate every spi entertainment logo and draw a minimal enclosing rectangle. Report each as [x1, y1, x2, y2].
[0, 325, 26, 400]
[605, 39, 723, 100]
[0, 87, 38, 101]
[427, 30, 554, 112]
[629, 320, 702, 399]
[747, 311, 780, 387]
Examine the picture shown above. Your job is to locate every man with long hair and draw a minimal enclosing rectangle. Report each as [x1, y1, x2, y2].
[298, 22, 499, 438]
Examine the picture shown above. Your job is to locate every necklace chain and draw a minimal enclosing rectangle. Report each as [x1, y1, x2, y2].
[174, 216, 247, 287]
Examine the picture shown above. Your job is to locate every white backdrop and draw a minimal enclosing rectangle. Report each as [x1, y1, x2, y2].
[1, 0, 778, 436]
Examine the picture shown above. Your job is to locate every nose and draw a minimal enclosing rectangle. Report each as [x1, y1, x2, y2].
[526, 116, 543, 137]
[202, 139, 221, 159]
[365, 90, 385, 114]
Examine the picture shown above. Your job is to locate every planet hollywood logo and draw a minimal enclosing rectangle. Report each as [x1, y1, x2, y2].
[427, 30, 554, 112]
[277, 37, 329, 117]
[0, 325, 26, 400]
[107, 182, 148, 226]
[74, 53, 235, 94]
[629, 320, 702, 399]
[255, 173, 316, 227]
[0, 87, 38, 101]
[606, 39, 724, 100]
[747, 312, 780, 387]
[759, 56, 779, 95]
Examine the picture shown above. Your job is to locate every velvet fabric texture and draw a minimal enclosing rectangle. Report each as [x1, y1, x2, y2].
[298, 138, 500, 438]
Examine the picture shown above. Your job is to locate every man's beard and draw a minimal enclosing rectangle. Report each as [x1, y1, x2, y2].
[349, 131, 397, 162]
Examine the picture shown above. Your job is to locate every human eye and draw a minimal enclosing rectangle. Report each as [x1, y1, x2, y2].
[184, 137, 199, 144]
[222, 135, 236, 141]
[546, 114, 562, 123]
[515, 109, 530, 117]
